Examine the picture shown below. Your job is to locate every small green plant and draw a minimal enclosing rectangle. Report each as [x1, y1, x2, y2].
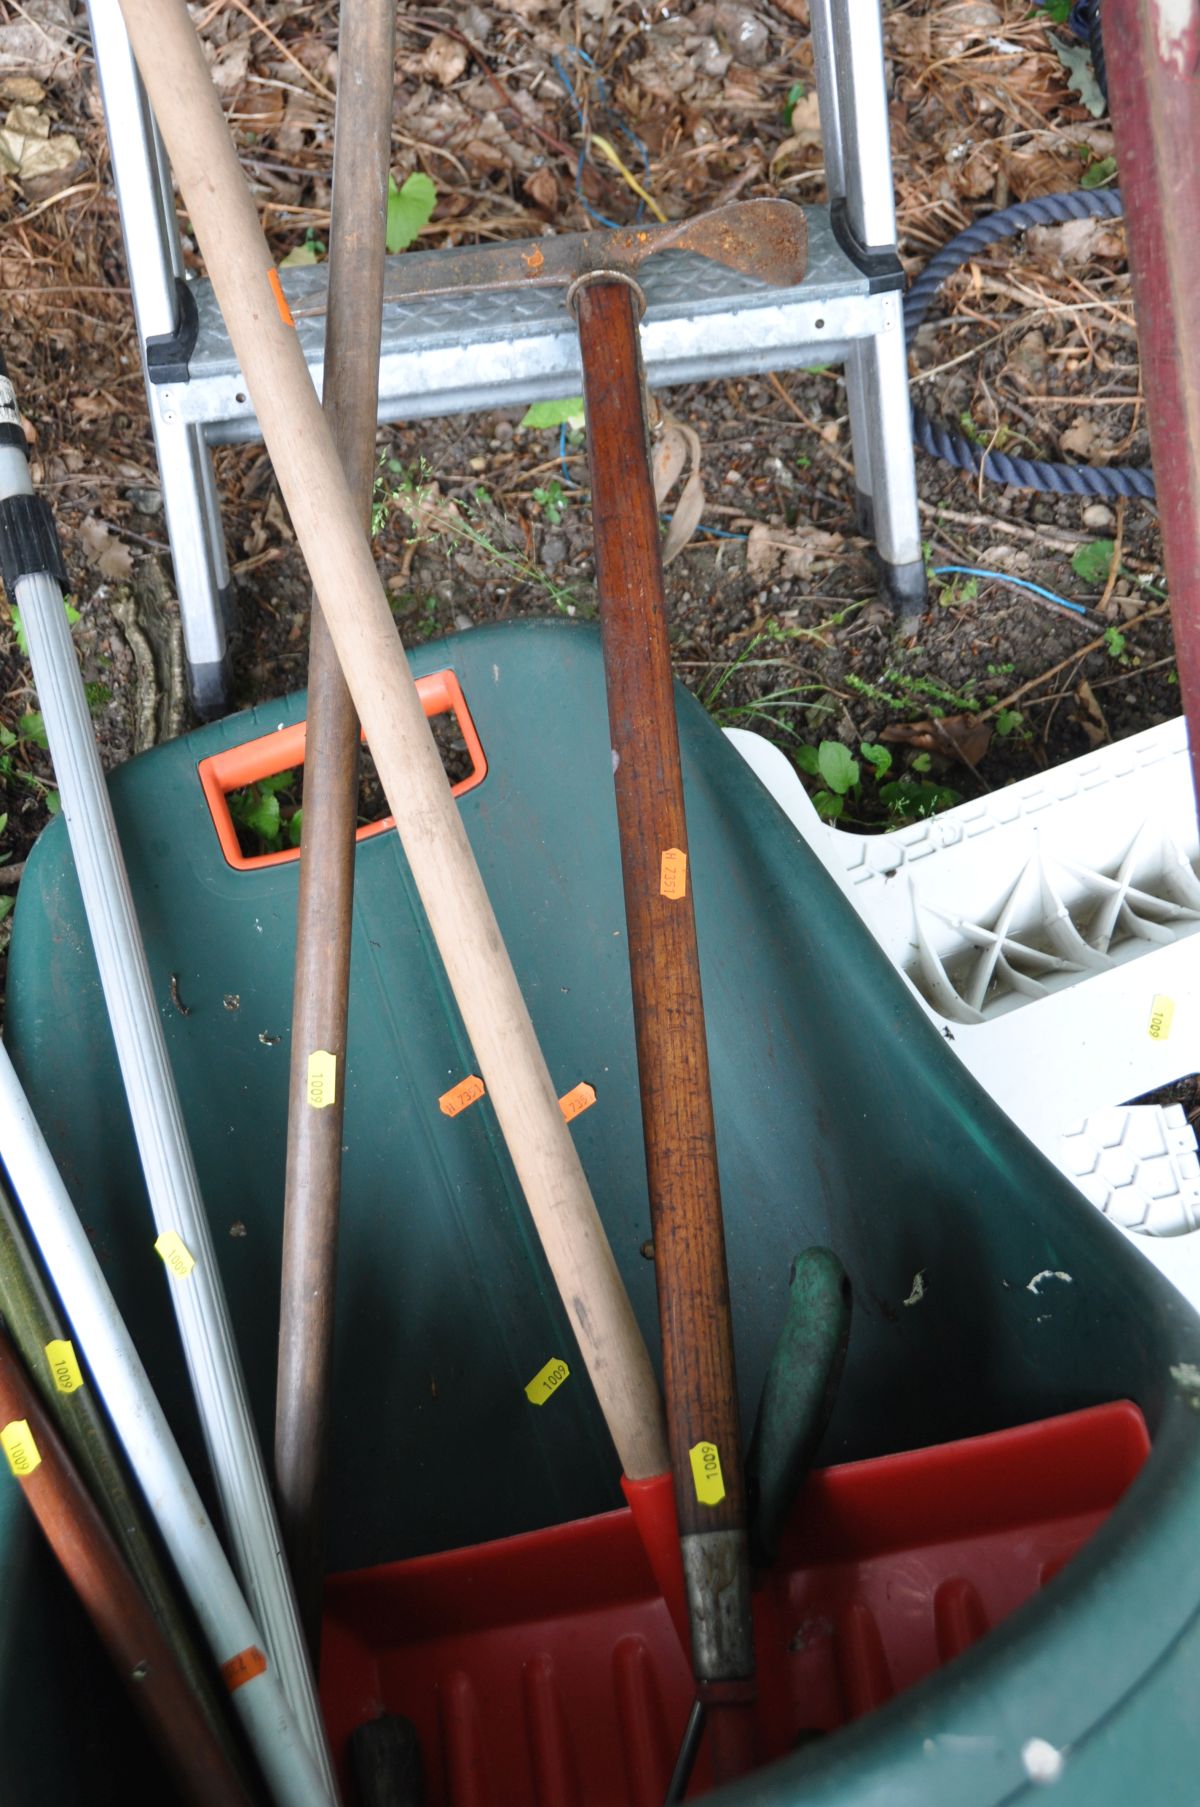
[794, 739, 860, 820]
[531, 480, 569, 526]
[936, 572, 979, 609]
[1071, 539, 1114, 585]
[1080, 154, 1117, 189]
[783, 80, 806, 125]
[796, 737, 960, 826]
[0, 716, 57, 812]
[386, 171, 436, 254]
[227, 769, 302, 856]
[17, 710, 47, 749]
[377, 458, 581, 613]
[280, 227, 327, 268]
[1104, 625, 1129, 663]
[994, 708, 1027, 739]
[84, 681, 112, 713]
[520, 397, 585, 431]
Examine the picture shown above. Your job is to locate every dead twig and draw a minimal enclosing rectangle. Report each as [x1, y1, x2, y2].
[981, 604, 1169, 724]
[1097, 499, 1126, 618]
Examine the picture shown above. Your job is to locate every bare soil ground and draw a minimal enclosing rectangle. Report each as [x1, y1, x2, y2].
[0, 0, 1178, 1006]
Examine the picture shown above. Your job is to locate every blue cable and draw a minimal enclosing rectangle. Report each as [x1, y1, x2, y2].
[661, 515, 748, 541]
[550, 47, 654, 230]
[931, 565, 1089, 616]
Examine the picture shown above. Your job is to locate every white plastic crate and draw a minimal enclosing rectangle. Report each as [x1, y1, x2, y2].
[726, 717, 1200, 1302]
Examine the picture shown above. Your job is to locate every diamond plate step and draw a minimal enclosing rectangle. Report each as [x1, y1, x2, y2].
[156, 206, 893, 445]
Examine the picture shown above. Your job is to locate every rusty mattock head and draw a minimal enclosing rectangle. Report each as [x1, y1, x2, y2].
[360, 200, 809, 317]
[592, 199, 808, 291]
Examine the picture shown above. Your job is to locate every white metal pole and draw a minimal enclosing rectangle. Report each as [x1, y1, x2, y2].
[0, 359, 334, 1792]
[0, 1039, 334, 1807]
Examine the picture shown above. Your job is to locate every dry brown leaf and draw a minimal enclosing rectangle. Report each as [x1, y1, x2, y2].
[1072, 678, 1109, 747]
[653, 411, 705, 567]
[881, 714, 993, 768]
[464, 138, 511, 173]
[887, 15, 932, 58]
[771, 0, 810, 20]
[0, 76, 45, 104]
[523, 165, 559, 214]
[932, 2, 1003, 56]
[1026, 217, 1125, 273]
[422, 33, 468, 88]
[209, 37, 251, 93]
[745, 523, 843, 582]
[229, 81, 286, 136]
[79, 518, 134, 582]
[0, 5, 75, 84]
[1061, 418, 1101, 460]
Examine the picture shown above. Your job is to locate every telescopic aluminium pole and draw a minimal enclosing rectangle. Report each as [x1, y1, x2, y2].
[0, 1040, 333, 1807]
[0, 351, 335, 1801]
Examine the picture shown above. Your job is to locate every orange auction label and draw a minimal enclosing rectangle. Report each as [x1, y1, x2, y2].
[221, 1645, 268, 1693]
[439, 1074, 485, 1117]
[558, 1082, 597, 1122]
[659, 848, 688, 900]
[267, 267, 294, 327]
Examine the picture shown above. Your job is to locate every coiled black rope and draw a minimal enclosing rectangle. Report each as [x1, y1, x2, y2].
[905, 188, 1154, 500]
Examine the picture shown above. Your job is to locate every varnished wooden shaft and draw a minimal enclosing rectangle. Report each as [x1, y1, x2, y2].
[0, 1325, 255, 1807]
[274, 0, 396, 1662]
[576, 280, 746, 1547]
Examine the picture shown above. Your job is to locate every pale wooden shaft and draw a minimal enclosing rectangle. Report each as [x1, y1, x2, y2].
[117, 0, 668, 1483]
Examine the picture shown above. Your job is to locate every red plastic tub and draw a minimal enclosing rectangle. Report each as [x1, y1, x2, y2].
[321, 1401, 1149, 1804]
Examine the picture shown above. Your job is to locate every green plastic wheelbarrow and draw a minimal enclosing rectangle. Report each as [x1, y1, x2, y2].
[5, 618, 1200, 1803]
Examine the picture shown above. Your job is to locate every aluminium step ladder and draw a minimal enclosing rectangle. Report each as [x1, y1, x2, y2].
[86, 0, 926, 714]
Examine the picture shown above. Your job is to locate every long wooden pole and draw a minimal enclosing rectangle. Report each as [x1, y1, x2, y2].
[118, 0, 668, 1492]
[574, 277, 755, 1745]
[275, 0, 396, 1663]
[0, 1322, 256, 1807]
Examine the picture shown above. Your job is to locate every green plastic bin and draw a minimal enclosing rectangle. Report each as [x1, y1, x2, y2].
[4, 619, 1200, 1802]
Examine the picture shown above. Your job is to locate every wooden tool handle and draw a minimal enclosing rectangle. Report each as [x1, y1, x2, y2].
[275, 0, 395, 1662]
[0, 1325, 255, 1807]
[118, 0, 667, 1484]
[576, 277, 753, 1687]
[577, 277, 746, 1534]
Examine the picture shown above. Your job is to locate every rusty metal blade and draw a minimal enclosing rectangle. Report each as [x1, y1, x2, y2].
[292, 199, 809, 322]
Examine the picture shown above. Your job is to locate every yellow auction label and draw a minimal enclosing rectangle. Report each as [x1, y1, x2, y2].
[44, 1339, 83, 1395]
[659, 847, 688, 900]
[1149, 994, 1175, 1042]
[689, 1440, 726, 1507]
[1, 1420, 41, 1478]
[154, 1231, 196, 1279]
[558, 1082, 597, 1123]
[524, 1357, 570, 1405]
[306, 1049, 337, 1110]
